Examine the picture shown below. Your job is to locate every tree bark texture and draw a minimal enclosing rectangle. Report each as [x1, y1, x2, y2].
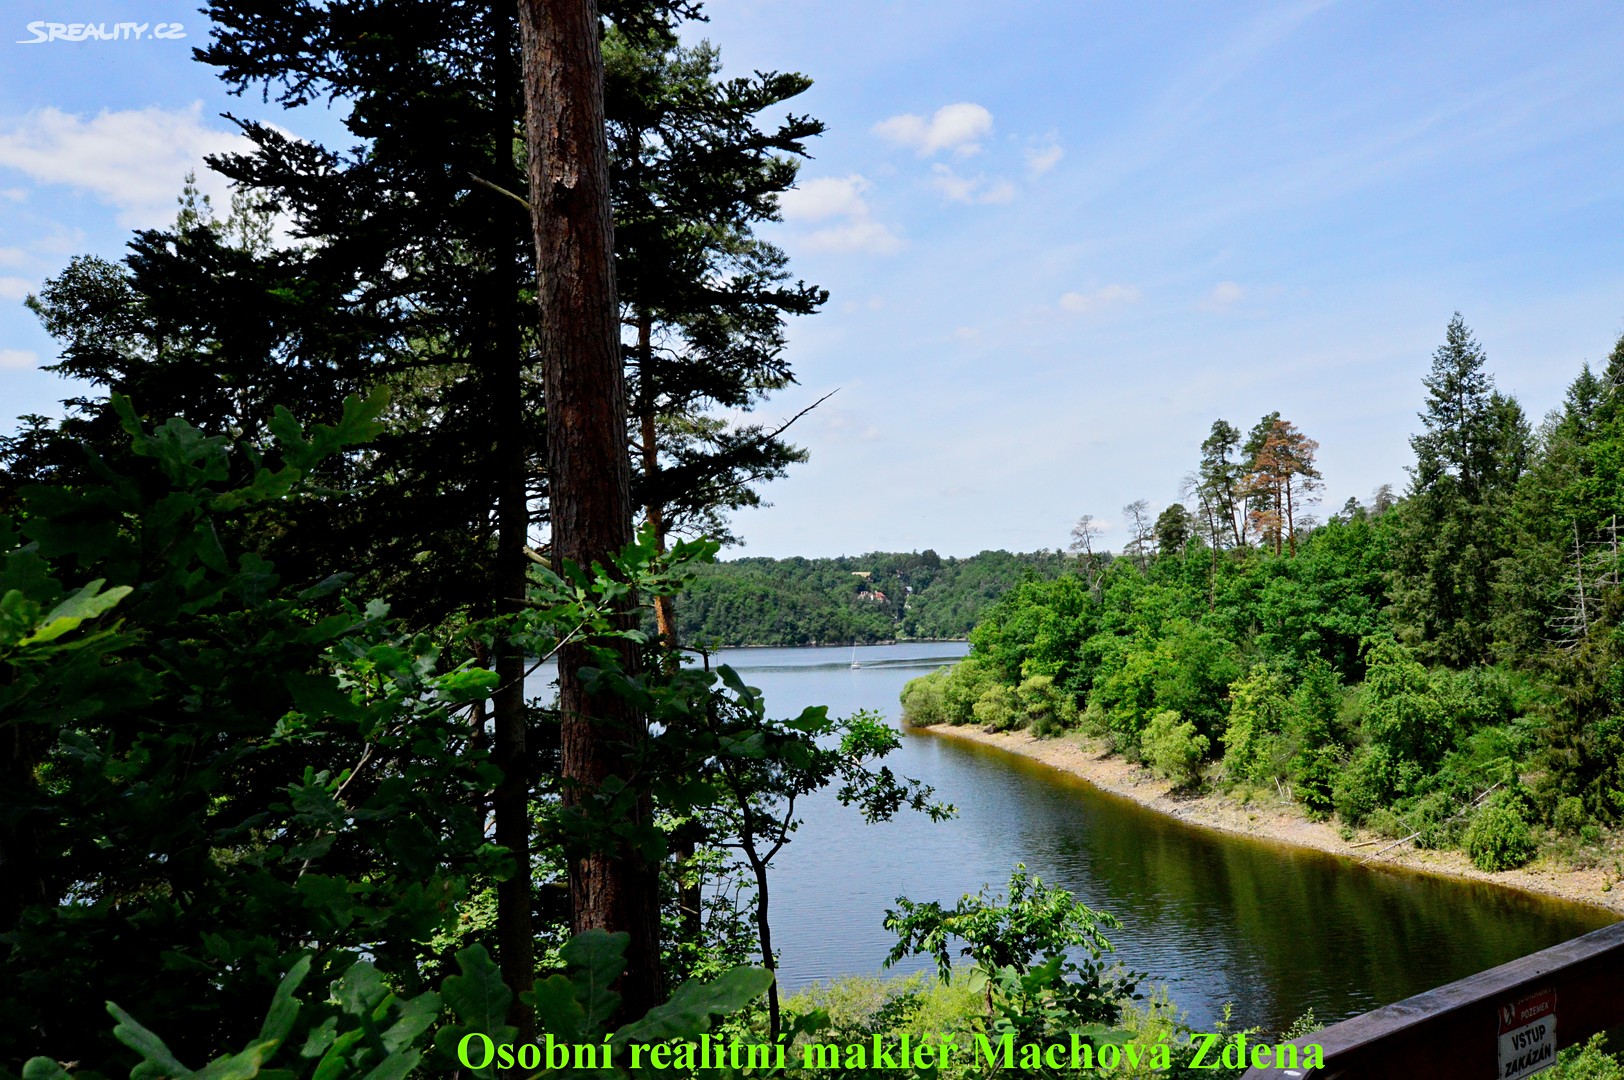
[516, 0, 663, 1017]
[485, 3, 541, 1038]
[492, 389, 535, 1034]
[637, 314, 679, 653]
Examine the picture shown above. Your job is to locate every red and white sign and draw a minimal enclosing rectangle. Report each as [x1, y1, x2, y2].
[1497, 989, 1557, 1080]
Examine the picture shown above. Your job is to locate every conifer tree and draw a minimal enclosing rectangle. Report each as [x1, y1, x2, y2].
[1241, 410, 1283, 546]
[1493, 335, 1624, 818]
[1154, 503, 1194, 556]
[1197, 419, 1246, 548]
[1244, 417, 1322, 555]
[605, 29, 827, 645]
[1391, 314, 1530, 665]
[1122, 498, 1155, 569]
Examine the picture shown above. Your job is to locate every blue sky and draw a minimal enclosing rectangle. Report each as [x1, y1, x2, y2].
[3, 2, 1623, 557]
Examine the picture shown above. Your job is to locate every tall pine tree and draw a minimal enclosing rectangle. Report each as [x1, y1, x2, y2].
[606, 28, 827, 646]
[1390, 314, 1530, 665]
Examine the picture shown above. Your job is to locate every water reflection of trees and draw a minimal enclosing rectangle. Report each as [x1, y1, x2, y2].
[939, 740, 1610, 1029]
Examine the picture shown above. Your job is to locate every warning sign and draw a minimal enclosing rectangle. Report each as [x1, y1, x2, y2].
[1497, 989, 1557, 1080]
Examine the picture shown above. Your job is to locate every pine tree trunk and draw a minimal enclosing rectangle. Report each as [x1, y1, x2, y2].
[1284, 475, 1296, 556]
[637, 314, 679, 653]
[492, 353, 534, 1033]
[488, 4, 540, 1037]
[635, 314, 700, 946]
[636, 421, 678, 663]
[517, 0, 663, 1017]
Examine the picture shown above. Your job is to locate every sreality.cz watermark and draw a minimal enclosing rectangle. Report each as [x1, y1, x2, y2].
[17, 21, 186, 43]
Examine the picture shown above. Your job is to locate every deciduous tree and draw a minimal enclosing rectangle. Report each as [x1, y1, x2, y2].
[1069, 513, 1106, 591]
[1121, 499, 1155, 570]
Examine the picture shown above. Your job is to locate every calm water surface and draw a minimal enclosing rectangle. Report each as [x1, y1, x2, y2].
[533, 642, 1616, 1032]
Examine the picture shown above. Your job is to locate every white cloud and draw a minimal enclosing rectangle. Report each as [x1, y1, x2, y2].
[930, 164, 1015, 205]
[801, 220, 905, 255]
[1199, 281, 1245, 311]
[0, 276, 34, 301]
[0, 103, 251, 227]
[0, 349, 38, 370]
[0, 188, 25, 202]
[873, 103, 994, 157]
[930, 166, 976, 203]
[781, 174, 904, 255]
[0, 247, 26, 267]
[780, 174, 872, 222]
[1025, 140, 1064, 176]
[1058, 284, 1143, 315]
[952, 326, 981, 341]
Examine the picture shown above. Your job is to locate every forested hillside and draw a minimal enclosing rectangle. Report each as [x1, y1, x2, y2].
[670, 549, 1072, 646]
[905, 316, 1624, 873]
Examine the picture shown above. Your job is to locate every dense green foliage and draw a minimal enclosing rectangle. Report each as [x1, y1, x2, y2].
[883, 866, 1139, 1038]
[1551, 1035, 1624, 1080]
[1142, 711, 1209, 787]
[39, 872, 1290, 1080]
[0, 393, 502, 1067]
[905, 318, 1624, 876]
[672, 549, 1072, 646]
[0, 400, 958, 1076]
[23, 930, 774, 1080]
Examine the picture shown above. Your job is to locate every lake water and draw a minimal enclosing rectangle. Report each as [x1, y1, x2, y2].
[531, 642, 1616, 1033]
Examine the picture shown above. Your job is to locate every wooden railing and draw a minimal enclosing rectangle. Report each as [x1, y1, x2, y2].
[1241, 918, 1624, 1078]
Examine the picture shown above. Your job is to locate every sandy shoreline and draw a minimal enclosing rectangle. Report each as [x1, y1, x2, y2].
[911, 722, 1624, 918]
